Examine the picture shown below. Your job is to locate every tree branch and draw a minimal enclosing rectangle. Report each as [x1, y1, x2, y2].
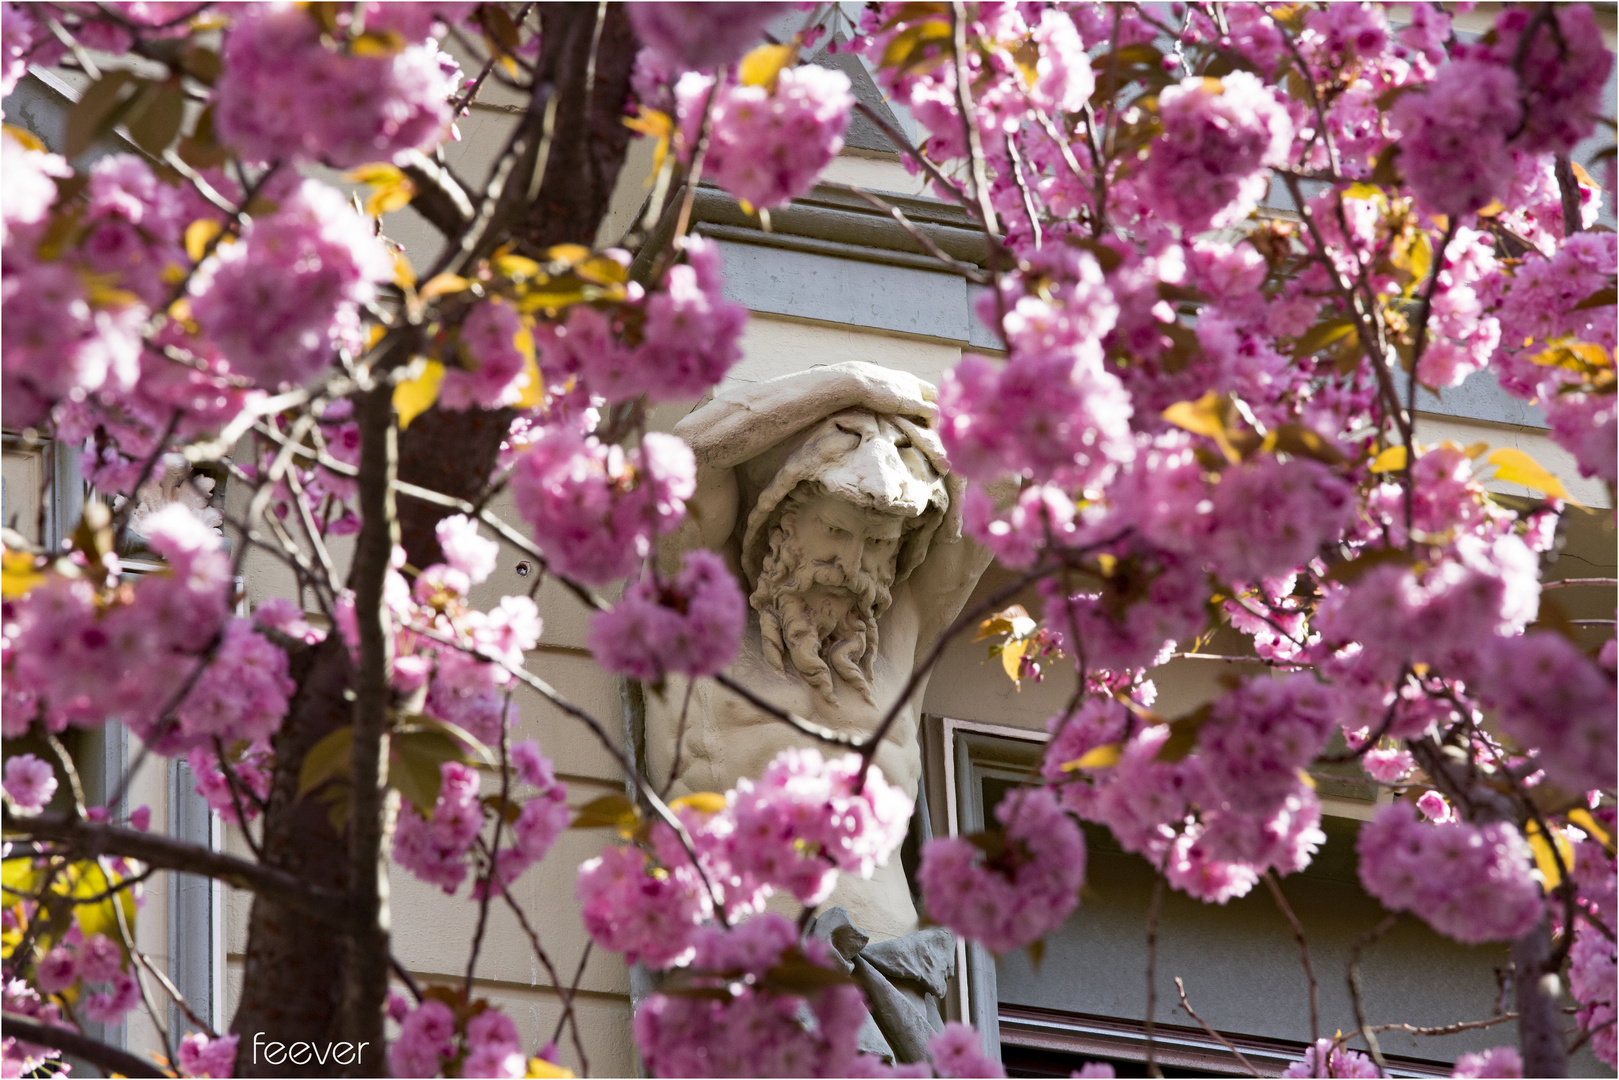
[339, 384, 398, 1066]
[2, 812, 349, 922]
[0, 1013, 165, 1078]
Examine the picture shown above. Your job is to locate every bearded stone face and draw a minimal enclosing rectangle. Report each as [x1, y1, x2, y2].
[749, 483, 906, 704]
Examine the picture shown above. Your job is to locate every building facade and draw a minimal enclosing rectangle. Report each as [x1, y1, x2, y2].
[3, 9, 1616, 1076]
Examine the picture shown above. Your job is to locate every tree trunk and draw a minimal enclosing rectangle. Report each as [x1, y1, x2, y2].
[229, 5, 641, 1071]
[1513, 918, 1570, 1077]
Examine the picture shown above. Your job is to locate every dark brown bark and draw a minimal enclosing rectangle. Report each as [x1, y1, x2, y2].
[1, 1013, 166, 1078]
[1513, 918, 1571, 1077]
[396, 3, 640, 570]
[6, 812, 347, 922]
[229, 6, 642, 1072]
[230, 638, 361, 1077]
[339, 387, 399, 1075]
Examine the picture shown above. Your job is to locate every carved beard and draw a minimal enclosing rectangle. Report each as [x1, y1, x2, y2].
[750, 513, 895, 705]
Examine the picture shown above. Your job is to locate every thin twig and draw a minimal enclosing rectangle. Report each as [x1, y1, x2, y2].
[1174, 977, 1260, 1077]
[1145, 872, 1166, 1079]
[1262, 871, 1320, 1045]
[1348, 912, 1401, 1076]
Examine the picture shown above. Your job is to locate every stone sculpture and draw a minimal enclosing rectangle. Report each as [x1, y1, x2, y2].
[645, 361, 997, 1062]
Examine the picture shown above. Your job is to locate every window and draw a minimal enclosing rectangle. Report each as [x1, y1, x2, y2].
[934, 717, 1509, 1078]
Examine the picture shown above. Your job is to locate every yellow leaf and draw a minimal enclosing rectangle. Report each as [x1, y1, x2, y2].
[1462, 442, 1489, 459]
[184, 219, 226, 262]
[1000, 637, 1028, 684]
[494, 253, 543, 281]
[514, 355, 544, 410]
[1, 548, 46, 599]
[671, 792, 728, 815]
[1296, 768, 1316, 789]
[1162, 391, 1239, 463]
[624, 106, 673, 181]
[393, 360, 444, 430]
[526, 1058, 575, 1079]
[1062, 743, 1123, 771]
[1162, 391, 1226, 439]
[1487, 447, 1571, 503]
[740, 43, 796, 90]
[1569, 808, 1613, 853]
[1343, 182, 1385, 201]
[345, 163, 405, 186]
[3, 122, 45, 152]
[544, 243, 592, 268]
[393, 250, 416, 290]
[1525, 819, 1574, 890]
[517, 285, 591, 313]
[420, 273, 470, 302]
[1368, 445, 1407, 473]
[351, 29, 406, 56]
[366, 181, 414, 216]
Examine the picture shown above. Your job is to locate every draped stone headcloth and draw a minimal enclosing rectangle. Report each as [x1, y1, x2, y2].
[740, 409, 951, 589]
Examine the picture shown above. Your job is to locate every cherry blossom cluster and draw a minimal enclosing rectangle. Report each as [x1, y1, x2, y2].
[589, 551, 746, 683]
[918, 786, 1086, 953]
[178, 1032, 240, 1079]
[511, 428, 696, 585]
[1280, 1039, 1378, 1079]
[33, 928, 141, 1024]
[215, 3, 462, 167]
[632, 913, 870, 1078]
[533, 237, 747, 404]
[1356, 802, 1544, 945]
[676, 64, 854, 212]
[577, 749, 911, 971]
[191, 178, 395, 389]
[1570, 815, 1617, 1067]
[438, 299, 536, 412]
[3, 507, 293, 768]
[389, 995, 528, 1079]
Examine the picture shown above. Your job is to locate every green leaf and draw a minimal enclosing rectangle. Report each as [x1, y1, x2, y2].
[126, 80, 184, 155]
[1291, 317, 1357, 360]
[1154, 708, 1209, 763]
[65, 70, 139, 157]
[1265, 423, 1345, 465]
[569, 793, 641, 833]
[299, 725, 353, 798]
[177, 104, 228, 169]
[391, 728, 475, 815]
[1572, 286, 1617, 311]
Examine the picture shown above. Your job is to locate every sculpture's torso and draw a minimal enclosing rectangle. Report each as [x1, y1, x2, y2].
[646, 586, 927, 940]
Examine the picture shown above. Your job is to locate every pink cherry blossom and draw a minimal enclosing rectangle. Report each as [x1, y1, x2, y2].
[627, 3, 778, 72]
[929, 1022, 1005, 1079]
[589, 549, 746, 682]
[190, 180, 393, 388]
[680, 64, 853, 211]
[178, 1032, 238, 1079]
[1357, 802, 1543, 945]
[215, 3, 459, 167]
[3, 753, 56, 812]
[919, 786, 1085, 953]
[1139, 72, 1293, 234]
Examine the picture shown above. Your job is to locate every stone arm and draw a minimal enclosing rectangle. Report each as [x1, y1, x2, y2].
[902, 524, 997, 669]
[664, 361, 946, 573]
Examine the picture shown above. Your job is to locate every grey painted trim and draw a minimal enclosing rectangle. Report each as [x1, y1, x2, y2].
[168, 758, 217, 1037]
[1397, 367, 1548, 430]
[940, 719, 1051, 1064]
